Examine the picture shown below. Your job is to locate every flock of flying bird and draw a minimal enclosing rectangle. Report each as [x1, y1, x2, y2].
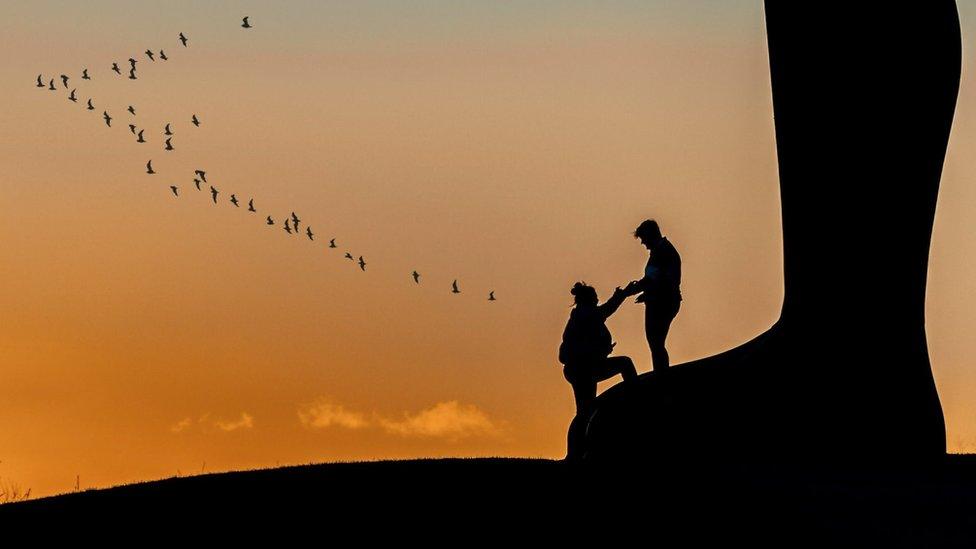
[37, 16, 496, 302]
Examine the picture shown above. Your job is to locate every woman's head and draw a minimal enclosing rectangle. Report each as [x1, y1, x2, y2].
[571, 282, 598, 307]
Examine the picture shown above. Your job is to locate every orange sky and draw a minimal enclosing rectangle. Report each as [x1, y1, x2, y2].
[3, 1, 976, 498]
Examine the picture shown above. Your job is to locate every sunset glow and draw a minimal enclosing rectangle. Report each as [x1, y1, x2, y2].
[3, 1, 976, 497]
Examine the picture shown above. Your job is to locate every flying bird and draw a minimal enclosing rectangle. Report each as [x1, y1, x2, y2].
[159, 50, 168, 61]
[68, 89, 77, 102]
[266, 216, 275, 225]
[60, 74, 69, 88]
[129, 124, 136, 134]
[412, 271, 420, 284]
[191, 114, 200, 127]
[194, 170, 206, 182]
[102, 111, 112, 127]
[86, 98, 94, 110]
[230, 194, 239, 207]
[291, 212, 301, 232]
[48, 79, 56, 90]
[329, 239, 337, 249]
[137, 130, 145, 143]
[146, 160, 155, 174]
[145, 49, 155, 61]
[164, 137, 173, 151]
[170, 185, 179, 197]
[306, 227, 314, 241]
[452, 280, 460, 294]
[344, 252, 354, 260]
[248, 199, 255, 212]
[194, 178, 201, 191]
[111, 62, 121, 74]
[178, 32, 188, 47]
[210, 186, 218, 204]
[489, 291, 496, 301]
[82, 68, 90, 80]
[128, 58, 137, 68]
[358, 256, 366, 271]
[128, 105, 136, 115]
[242, 16, 252, 28]
[284, 219, 292, 234]
[35, 74, 44, 88]
[164, 123, 172, 135]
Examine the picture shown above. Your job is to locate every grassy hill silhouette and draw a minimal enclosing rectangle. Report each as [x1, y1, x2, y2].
[4, 456, 976, 543]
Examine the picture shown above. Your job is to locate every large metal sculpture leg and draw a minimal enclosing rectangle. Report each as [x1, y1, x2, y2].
[584, 2, 962, 465]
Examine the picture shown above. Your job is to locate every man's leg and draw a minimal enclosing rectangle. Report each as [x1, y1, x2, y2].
[646, 302, 678, 371]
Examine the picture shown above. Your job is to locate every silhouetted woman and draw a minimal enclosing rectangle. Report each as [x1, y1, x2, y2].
[559, 282, 638, 462]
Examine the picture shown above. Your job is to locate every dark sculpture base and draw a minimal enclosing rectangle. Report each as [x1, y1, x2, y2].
[584, 2, 962, 466]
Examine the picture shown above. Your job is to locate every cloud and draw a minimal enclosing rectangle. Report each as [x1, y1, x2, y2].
[298, 399, 369, 430]
[378, 401, 501, 439]
[169, 417, 193, 433]
[169, 412, 254, 433]
[298, 398, 502, 440]
[214, 412, 254, 432]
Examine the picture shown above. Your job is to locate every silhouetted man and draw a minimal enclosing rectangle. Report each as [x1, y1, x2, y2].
[628, 219, 681, 371]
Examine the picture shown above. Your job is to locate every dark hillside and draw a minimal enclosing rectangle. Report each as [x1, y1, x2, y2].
[4, 456, 976, 543]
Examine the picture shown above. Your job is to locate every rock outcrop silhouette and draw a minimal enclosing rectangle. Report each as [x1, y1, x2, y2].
[584, 2, 962, 465]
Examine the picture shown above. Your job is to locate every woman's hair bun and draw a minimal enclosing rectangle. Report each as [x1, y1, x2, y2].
[571, 281, 587, 296]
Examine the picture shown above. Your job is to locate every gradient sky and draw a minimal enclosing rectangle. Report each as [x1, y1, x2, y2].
[2, 1, 975, 498]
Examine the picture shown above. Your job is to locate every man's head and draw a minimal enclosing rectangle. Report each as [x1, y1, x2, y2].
[634, 219, 662, 250]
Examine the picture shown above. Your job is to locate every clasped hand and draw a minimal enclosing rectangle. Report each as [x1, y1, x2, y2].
[612, 280, 643, 300]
